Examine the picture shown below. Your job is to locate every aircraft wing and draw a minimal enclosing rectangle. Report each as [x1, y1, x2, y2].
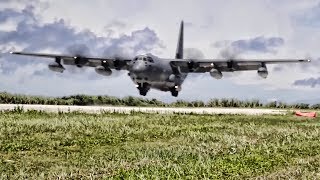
[170, 58, 311, 73]
[10, 51, 132, 70]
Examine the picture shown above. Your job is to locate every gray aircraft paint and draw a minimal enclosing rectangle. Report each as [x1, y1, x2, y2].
[128, 54, 187, 93]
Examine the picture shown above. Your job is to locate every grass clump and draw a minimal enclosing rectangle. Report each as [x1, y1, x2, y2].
[0, 111, 319, 179]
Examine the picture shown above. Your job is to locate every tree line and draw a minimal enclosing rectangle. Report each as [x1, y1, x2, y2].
[0, 92, 318, 109]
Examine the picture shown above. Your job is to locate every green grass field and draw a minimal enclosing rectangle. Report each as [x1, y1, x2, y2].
[0, 111, 319, 179]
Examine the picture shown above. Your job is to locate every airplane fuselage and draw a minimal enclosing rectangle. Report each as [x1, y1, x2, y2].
[127, 54, 187, 96]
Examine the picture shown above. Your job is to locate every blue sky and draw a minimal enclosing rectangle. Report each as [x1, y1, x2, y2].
[0, 0, 320, 103]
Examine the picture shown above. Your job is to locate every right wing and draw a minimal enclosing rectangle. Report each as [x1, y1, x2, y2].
[170, 58, 311, 73]
[10, 51, 132, 70]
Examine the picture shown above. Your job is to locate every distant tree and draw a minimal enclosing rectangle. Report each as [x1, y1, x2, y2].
[265, 101, 277, 108]
[311, 104, 320, 109]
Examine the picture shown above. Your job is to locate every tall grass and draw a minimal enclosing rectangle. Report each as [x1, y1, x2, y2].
[0, 92, 318, 109]
[0, 111, 319, 179]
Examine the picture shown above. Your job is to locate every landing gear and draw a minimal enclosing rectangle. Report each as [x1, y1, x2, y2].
[171, 90, 179, 97]
[139, 88, 148, 96]
[170, 86, 180, 97]
[137, 83, 150, 96]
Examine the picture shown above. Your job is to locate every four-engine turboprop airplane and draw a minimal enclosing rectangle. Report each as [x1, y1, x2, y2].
[11, 21, 310, 97]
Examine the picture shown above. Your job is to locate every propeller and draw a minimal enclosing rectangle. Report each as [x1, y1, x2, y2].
[66, 44, 92, 67]
[218, 45, 242, 76]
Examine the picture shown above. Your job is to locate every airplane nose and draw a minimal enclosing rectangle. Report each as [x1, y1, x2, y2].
[131, 60, 146, 72]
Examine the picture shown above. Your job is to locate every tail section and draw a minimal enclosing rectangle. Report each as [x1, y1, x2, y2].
[175, 21, 184, 59]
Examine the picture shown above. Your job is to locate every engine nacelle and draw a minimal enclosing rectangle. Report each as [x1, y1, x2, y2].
[169, 74, 176, 82]
[257, 67, 268, 78]
[210, 68, 223, 79]
[95, 66, 112, 76]
[48, 62, 65, 73]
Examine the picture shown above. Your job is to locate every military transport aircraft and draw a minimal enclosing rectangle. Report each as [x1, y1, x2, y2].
[11, 21, 310, 97]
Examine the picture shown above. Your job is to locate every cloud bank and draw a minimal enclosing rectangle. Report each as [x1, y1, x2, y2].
[0, 1, 164, 97]
[213, 36, 284, 58]
[293, 77, 320, 88]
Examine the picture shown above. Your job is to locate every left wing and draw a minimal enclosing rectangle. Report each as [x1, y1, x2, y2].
[170, 58, 311, 73]
[10, 51, 132, 70]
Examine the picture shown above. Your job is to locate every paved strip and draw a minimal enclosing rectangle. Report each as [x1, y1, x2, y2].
[0, 104, 288, 115]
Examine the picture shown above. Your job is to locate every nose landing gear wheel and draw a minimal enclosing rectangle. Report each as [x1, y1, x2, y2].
[170, 90, 179, 97]
[139, 89, 148, 96]
[137, 83, 150, 96]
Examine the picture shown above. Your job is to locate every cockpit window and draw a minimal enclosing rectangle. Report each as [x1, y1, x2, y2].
[134, 56, 154, 63]
[147, 57, 154, 63]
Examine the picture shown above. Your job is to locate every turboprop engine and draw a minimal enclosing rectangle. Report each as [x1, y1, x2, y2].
[48, 62, 65, 73]
[95, 66, 112, 76]
[210, 68, 223, 79]
[257, 67, 268, 78]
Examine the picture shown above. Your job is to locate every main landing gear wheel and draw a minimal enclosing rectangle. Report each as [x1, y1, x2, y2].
[170, 89, 179, 97]
[137, 83, 150, 96]
[170, 85, 180, 97]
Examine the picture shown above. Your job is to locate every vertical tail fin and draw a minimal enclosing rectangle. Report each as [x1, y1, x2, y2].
[175, 21, 184, 59]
